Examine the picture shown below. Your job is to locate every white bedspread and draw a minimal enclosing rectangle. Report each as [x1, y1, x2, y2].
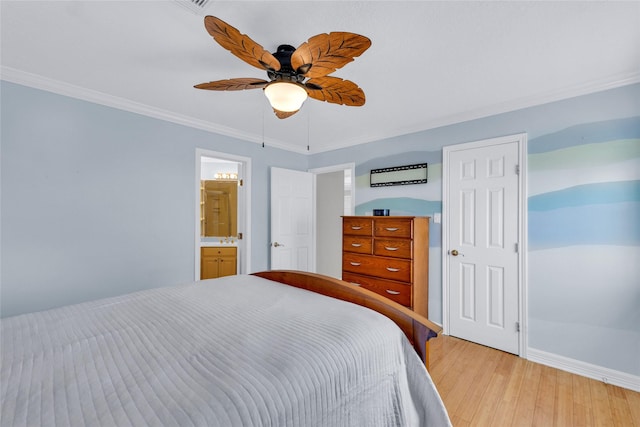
[1, 275, 450, 426]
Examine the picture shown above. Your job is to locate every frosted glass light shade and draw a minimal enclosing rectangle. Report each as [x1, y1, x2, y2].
[264, 82, 307, 112]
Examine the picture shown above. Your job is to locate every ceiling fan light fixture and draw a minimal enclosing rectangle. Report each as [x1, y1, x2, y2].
[195, 16, 371, 119]
[264, 82, 307, 112]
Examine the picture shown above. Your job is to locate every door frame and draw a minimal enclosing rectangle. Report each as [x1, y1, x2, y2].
[309, 162, 356, 217]
[309, 162, 356, 276]
[441, 133, 528, 357]
[195, 148, 252, 279]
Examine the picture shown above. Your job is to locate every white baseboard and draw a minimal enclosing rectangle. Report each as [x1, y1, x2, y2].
[527, 347, 640, 392]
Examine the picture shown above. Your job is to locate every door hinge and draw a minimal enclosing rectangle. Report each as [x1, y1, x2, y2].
[515, 165, 520, 175]
[239, 179, 243, 187]
[516, 322, 520, 332]
[515, 242, 519, 253]
[237, 232, 243, 240]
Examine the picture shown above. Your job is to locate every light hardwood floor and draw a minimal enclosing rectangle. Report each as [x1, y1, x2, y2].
[428, 335, 640, 426]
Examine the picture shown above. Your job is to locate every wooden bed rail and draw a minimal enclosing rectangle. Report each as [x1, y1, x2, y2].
[252, 270, 442, 369]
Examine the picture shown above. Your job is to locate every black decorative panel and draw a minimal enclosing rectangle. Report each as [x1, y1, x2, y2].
[370, 163, 428, 187]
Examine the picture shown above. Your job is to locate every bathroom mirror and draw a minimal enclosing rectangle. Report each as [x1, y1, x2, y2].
[200, 158, 239, 238]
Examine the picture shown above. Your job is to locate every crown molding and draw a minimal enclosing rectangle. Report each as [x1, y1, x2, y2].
[0, 67, 309, 154]
[309, 71, 640, 154]
[3, 66, 639, 156]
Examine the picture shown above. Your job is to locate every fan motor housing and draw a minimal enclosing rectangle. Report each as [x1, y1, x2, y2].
[268, 45, 305, 83]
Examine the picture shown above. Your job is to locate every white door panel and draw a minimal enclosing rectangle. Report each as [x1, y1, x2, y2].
[446, 138, 523, 354]
[270, 167, 313, 271]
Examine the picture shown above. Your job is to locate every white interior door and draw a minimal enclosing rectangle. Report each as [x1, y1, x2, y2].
[270, 167, 314, 271]
[443, 134, 525, 355]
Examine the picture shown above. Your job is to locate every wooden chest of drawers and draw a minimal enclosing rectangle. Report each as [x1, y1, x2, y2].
[342, 216, 429, 318]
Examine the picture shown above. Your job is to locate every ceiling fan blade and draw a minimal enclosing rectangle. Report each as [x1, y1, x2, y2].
[204, 16, 281, 72]
[194, 78, 269, 91]
[291, 32, 371, 78]
[273, 108, 299, 119]
[305, 76, 366, 106]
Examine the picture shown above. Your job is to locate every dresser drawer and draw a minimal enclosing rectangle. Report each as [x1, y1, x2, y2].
[342, 253, 412, 282]
[374, 238, 412, 259]
[374, 218, 413, 238]
[342, 272, 412, 307]
[343, 236, 373, 254]
[343, 217, 373, 236]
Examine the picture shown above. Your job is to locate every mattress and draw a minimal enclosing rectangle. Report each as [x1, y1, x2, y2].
[1, 274, 450, 426]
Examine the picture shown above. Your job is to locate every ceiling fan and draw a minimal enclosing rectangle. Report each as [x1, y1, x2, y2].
[194, 16, 371, 119]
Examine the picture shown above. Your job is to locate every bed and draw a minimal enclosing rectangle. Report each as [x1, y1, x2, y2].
[1, 271, 451, 427]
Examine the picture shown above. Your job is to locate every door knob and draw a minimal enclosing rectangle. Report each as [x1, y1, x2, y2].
[272, 242, 284, 247]
[450, 249, 459, 256]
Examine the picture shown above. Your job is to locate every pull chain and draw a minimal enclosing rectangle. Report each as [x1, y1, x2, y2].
[307, 109, 310, 152]
[262, 109, 265, 148]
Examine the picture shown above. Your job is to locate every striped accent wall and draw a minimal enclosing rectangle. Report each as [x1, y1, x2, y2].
[528, 131, 640, 249]
[352, 116, 640, 376]
[527, 117, 640, 375]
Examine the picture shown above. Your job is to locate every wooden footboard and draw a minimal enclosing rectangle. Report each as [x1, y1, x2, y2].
[252, 270, 442, 369]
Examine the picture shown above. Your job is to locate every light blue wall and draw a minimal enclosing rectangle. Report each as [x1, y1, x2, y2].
[527, 121, 639, 375]
[309, 83, 640, 376]
[0, 81, 308, 318]
[3, 80, 639, 377]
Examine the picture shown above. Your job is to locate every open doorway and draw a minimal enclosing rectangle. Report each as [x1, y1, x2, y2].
[311, 163, 355, 278]
[195, 149, 251, 280]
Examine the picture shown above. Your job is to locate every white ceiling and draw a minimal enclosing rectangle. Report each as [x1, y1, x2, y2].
[2, 1, 639, 154]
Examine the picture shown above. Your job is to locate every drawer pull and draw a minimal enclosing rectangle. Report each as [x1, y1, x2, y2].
[350, 282, 362, 287]
[351, 243, 362, 247]
[386, 267, 401, 272]
[385, 227, 400, 232]
[351, 226, 363, 230]
[350, 262, 362, 266]
[384, 246, 399, 251]
[385, 290, 401, 295]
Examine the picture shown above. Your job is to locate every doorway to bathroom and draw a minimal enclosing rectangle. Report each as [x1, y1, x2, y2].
[195, 149, 251, 280]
